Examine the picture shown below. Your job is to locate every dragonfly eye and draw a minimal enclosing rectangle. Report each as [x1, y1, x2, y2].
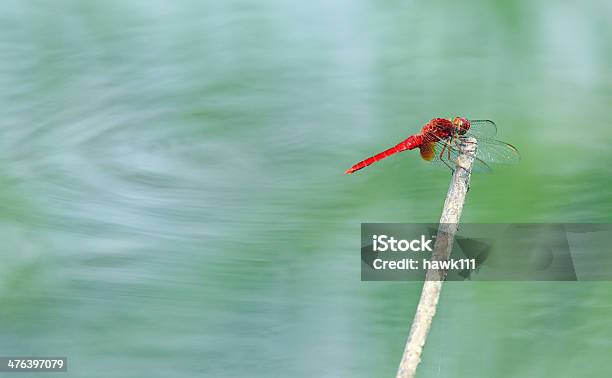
[452, 117, 469, 134]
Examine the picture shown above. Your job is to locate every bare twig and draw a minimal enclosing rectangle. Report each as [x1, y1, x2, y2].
[395, 137, 477, 378]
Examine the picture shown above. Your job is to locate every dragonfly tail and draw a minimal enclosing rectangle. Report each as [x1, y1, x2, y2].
[345, 135, 421, 174]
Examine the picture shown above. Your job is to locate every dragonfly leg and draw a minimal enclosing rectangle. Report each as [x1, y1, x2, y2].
[445, 160, 455, 173]
[440, 149, 455, 172]
[447, 135, 461, 166]
[438, 141, 448, 160]
[437, 142, 453, 172]
[435, 137, 456, 172]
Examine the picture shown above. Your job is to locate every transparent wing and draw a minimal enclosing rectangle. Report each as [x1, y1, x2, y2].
[469, 137, 520, 164]
[467, 120, 497, 138]
[419, 138, 492, 173]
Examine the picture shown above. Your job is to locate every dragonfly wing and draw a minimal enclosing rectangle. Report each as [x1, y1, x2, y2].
[467, 120, 497, 138]
[419, 141, 436, 161]
[469, 137, 520, 164]
[420, 139, 492, 173]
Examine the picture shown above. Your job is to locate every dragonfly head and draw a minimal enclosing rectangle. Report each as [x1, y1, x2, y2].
[452, 117, 470, 135]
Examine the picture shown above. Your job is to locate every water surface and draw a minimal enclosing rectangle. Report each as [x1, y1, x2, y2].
[0, 1, 611, 377]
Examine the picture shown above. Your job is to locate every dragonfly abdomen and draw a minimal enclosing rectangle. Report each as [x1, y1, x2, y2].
[344, 134, 422, 174]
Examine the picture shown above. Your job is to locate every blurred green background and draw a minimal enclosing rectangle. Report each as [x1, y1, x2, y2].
[1, 1, 611, 377]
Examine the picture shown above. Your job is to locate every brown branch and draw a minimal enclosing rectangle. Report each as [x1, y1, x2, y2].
[395, 137, 477, 378]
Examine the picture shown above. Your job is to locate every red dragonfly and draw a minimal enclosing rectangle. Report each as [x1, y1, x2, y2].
[345, 117, 519, 174]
